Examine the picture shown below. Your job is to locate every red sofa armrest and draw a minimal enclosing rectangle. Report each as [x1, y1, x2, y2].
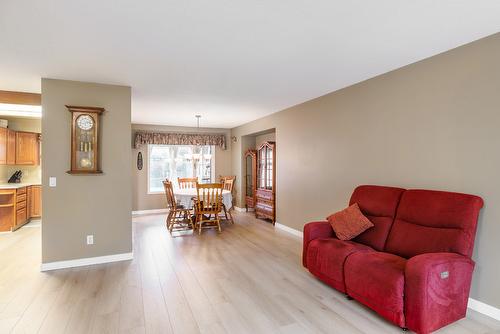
[303, 221, 334, 268]
[405, 252, 475, 334]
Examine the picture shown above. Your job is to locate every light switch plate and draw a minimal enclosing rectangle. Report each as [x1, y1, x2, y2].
[86, 235, 94, 245]
[49, 177, 57, 187]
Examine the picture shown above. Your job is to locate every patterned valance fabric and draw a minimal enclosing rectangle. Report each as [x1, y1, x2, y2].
[134, 131, 227, 150]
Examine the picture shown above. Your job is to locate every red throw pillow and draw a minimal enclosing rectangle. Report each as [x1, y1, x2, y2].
[326, 203, 374, 240]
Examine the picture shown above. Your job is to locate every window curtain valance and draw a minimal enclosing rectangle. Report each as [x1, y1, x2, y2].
[134, 131, 227, 150]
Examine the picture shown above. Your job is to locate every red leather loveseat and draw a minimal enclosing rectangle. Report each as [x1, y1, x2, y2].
[303, 185, 483, 334]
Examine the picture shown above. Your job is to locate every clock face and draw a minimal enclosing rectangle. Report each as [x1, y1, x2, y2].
[77, 114, 94, 130]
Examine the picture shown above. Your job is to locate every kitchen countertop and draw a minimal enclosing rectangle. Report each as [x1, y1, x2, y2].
[0, 182, 42, 189]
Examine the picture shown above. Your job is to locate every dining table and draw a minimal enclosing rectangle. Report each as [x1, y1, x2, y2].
[173, 187, 233, 210]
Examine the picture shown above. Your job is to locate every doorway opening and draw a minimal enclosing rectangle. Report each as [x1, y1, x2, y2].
[241, 128, 276, 224]
[0, 91, 42, 242]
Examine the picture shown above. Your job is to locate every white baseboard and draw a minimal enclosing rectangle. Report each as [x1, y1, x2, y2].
[275, 222, 303, 238]
[41, 252, 133, 271]
[132, 208, 168, 215]
[468, 298, 500, 321]
[233, 206, 246, 212]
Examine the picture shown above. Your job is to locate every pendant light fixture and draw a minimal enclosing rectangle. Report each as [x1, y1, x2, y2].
[186, 115, 201, 161]
[191, 115, 203, 160]
[195, 114, 201, 128]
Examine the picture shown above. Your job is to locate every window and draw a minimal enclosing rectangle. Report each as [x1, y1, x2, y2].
[148, 144, 215, 193]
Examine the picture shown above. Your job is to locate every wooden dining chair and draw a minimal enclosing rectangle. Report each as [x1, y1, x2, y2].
[220, 175, 236, 192]
[194, 183, 224, 234]
[163, 180, 194, 234]
[178, 177, 198, 189]
[219, 175, 235, 224]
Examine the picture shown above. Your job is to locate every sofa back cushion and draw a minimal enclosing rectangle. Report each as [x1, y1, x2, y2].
[349, 185, 406, 251]
[385, 189, 483, 258]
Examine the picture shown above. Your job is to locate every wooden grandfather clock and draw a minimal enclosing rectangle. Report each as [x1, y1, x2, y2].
[66, 105, 104, 174]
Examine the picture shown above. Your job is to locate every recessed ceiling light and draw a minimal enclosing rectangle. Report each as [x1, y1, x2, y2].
[0, 103, 42, 118]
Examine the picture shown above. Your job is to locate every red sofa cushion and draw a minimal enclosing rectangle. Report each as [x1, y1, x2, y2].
[344, 252, 407, 327]
[385, 189, 484, 258]
[349, 185, 406, 251]
[306, 238, 374, 293]
[327, 203, 374, 240]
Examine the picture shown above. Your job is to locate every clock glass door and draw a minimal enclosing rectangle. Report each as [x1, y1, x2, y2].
[75, 114, 95, 170]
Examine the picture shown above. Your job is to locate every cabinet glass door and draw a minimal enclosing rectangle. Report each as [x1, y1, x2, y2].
[266, 146, 273, 190]
[246, 155, 253, 196]
[257, 144, 274, 190]
[258, 148, 265, 188]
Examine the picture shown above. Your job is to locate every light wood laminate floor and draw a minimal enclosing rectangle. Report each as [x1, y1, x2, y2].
[0, 212, 499, 334]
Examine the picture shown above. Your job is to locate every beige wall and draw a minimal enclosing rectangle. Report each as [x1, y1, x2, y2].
[132, 124, 231, 211]
[41, 79, 132, 263]
[231, 33, 500, 307]
[255, 131, 276, 148]
[0, 117, 41, 183]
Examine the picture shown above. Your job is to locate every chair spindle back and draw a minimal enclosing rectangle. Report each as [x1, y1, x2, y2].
[220, 175, 236, 192]
[178, 177, 198, 189]
[195, 183, 224, 214]
[163, 180, 177, 209]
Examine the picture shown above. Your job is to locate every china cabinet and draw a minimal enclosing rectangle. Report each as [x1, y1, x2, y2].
[244, 149, 257, 211]
[255, 141, 276, 223]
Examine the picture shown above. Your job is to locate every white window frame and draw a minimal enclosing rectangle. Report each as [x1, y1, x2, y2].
[147, 144, 216, 194]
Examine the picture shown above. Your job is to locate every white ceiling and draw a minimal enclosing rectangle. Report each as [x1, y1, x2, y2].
[1, 1, 499, 128]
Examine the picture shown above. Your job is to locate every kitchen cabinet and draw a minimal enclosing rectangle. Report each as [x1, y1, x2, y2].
[15, 187, 27, 228]
[15, 132, 39, 165]
[0, 127, 6, 164]
[0, 185, 41, 232]
[0, 129, 39, 166]
[0, 189, 15, 232]
[30, 185, 42, 218]
[27, 185, 32, 218]
[0, 128, 40, 166]
[7, 129, 16, 164]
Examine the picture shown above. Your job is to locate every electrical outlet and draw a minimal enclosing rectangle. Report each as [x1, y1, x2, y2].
[86, 235, 94, 245]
